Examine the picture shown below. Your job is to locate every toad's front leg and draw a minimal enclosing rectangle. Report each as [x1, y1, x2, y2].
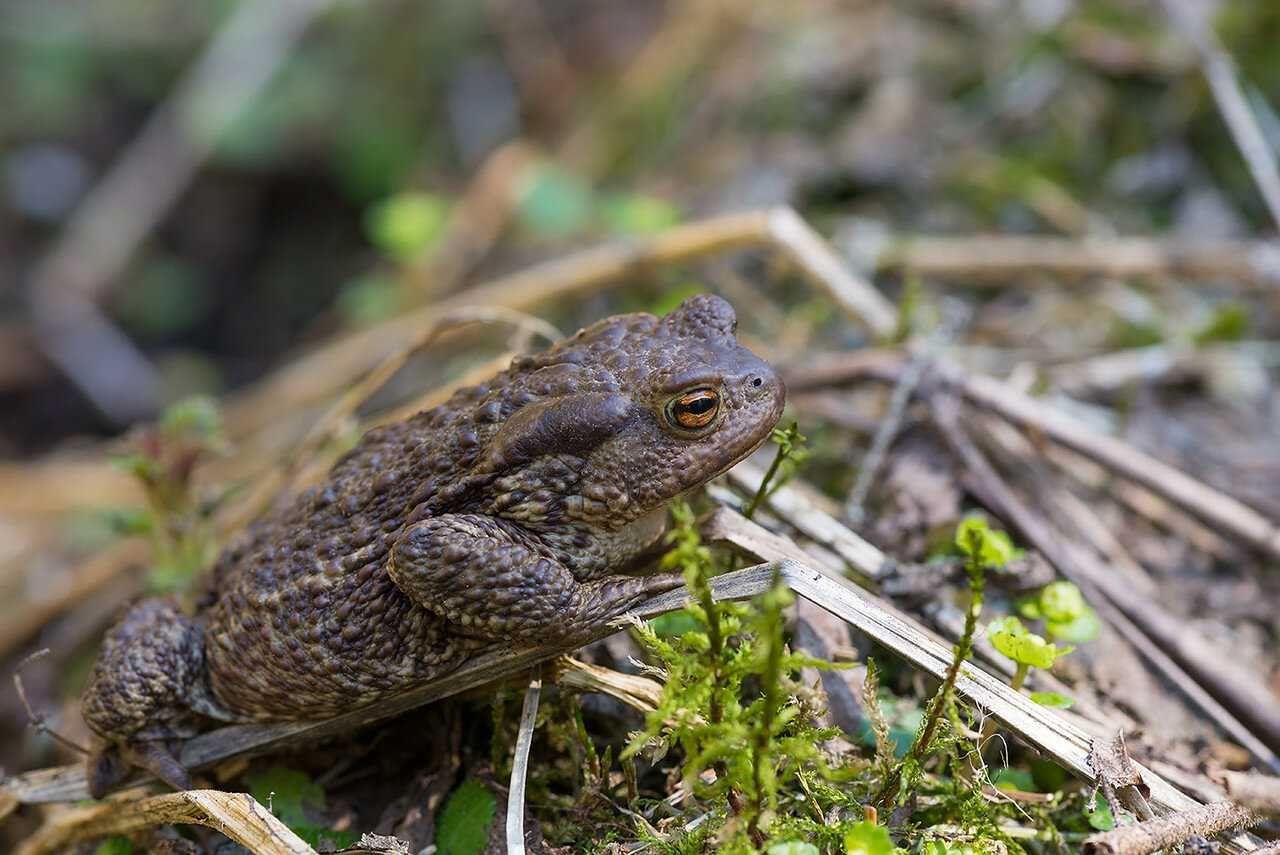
[389, 514, 682, 644]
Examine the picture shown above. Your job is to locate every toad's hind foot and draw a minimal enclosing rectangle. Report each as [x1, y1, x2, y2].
[81, 597, 206, 796]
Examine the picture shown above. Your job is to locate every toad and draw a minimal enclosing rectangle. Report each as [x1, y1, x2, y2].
[80, 294, 784, 796]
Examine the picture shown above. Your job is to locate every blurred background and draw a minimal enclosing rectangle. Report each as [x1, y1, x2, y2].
[2, 0, 1277, 451]
[2, 0, 1280, 848]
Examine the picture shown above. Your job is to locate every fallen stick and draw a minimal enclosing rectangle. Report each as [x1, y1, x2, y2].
[878, 235, 1280, 289]
[1082, 801, 1259, 855]
[14, 790, 315, 855]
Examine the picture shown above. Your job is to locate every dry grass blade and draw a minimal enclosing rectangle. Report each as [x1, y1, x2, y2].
[552, 656, 663, 713]
[507, 676, 541, 855]
[14, 790, 315, 855]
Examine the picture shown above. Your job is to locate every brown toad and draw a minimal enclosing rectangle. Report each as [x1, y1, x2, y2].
[80, 294, 784, 796]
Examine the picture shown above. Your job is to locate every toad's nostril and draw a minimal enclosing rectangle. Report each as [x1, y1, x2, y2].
[751, 377, 763, 388]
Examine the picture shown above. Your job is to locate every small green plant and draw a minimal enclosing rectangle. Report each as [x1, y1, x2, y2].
[625, 499, 846, 851]
[436, 778, 498, 855]
[108, 395, 227, 592]
[1017, 581, 1099, 644]
[365, 191, 450, 262]
[246, 766, 358, 849]
[874, 516, 1003, 809]
[986, 617, 1073, 692]
[744, 422, 809, 519]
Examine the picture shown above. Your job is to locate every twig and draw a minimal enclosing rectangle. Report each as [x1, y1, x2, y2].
[14, 790, 316, 855]
[1082, 800, 1259, 855]
[551, 657, 663, 713]
[1158, 0, 1280, 232]
[878, 234, 1280, 288]
[506, 675, 541, 855]
[845, 298, 969, 525]
[13, 649, 89, 756]
[1218, 770, 1280, 817]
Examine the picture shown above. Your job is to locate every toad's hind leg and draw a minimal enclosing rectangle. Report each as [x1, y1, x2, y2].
[389, 514, 682, 644]
[82, 598, 206, 796]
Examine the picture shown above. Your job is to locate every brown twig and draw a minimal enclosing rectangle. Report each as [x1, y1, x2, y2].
[878, 235, 1280, 288]
[1217, 770, 1280, 817]
[1082, 800, 1259, 855]
[12, 649, 89, 756]
[14, 790, 316, 855]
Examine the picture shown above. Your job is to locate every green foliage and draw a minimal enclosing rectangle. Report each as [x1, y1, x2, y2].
[843, 821, 895, 855]
[246, 766, 357, 849]
[515, 162, 683, 238]
[599, 192, 682, 235]
[626, 500, 847, 847]
[1193, 302, 1249, 344]
[987, 617, 1073, 671]
[107, 396, 227, 592]
[768, 842, 820, 855]
[436, 778, 498, 855]
[1029, 691, 1075, 709]
[744, 423, 810, 519]
[1084, 793, 1116, 831]
[335, 273, 404, 327]
[1018, 581, 1100, 644]
[954, 517, 1016, 569]
[365, 192, 450, 262]
[95, 837, 133, 855]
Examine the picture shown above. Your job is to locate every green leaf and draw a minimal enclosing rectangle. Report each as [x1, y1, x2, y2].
[161, 395, 223, 444]
[1030, 691, 1076, 708]
[1194, 303, 1249, 344]
[844, 820, 894, 855]
[95, 838, 133, 855]
[768, 843, 820, 855]
[599, 193, 681, 235]
[1037, 581, 1087, 624]
[1046, 609, 1101, 644]
[649, 609, 699, 637]
[1085, 793, 1116, 831]
[365, 192, 450, 262]
[245, 766, 325, 830]
[336, 274, 404, 326]
[437, 778, 497, 855]
[516, 164, 594, 237]
[991, 767, 1037, 792]
[986, 616, 1073, 669]
[954, 517, 1015, 568]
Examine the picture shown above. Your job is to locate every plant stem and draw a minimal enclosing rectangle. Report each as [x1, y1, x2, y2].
[875, 557, 985, 809]
[744, 436, 787, 520]
[1010, 662, 1030, 692]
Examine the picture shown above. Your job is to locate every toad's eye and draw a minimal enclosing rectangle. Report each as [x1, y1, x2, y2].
[666, 388, 720, 432]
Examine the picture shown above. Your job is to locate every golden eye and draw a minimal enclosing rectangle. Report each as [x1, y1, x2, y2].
[666, 388, 720, 432]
